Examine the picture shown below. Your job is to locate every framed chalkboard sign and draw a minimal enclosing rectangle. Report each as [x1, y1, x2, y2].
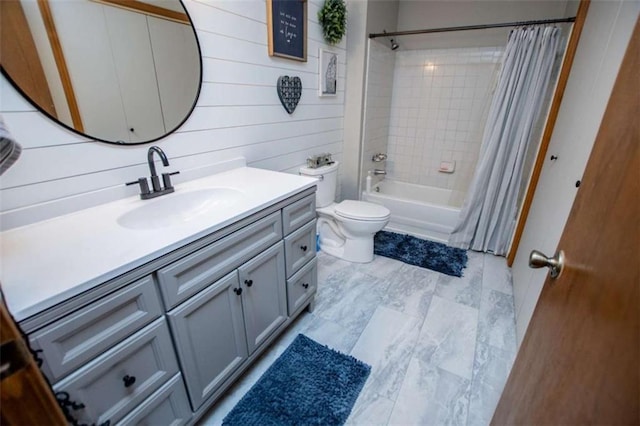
[267, 0, 307, 62]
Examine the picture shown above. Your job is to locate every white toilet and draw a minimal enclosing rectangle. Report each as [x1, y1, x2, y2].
[299, 161, 390, 263]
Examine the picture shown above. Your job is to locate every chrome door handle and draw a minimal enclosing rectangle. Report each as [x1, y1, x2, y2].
[529, 250, 565, 279]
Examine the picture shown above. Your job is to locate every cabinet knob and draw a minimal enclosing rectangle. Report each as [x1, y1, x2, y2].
[233, 287, 242, 295]
[244, 279, 253, 287]
[302, 282, 309, 289]
[123, 375, 136, 388]
[300, 245, 308, 252]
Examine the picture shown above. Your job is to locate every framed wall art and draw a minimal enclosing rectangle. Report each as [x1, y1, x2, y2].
[267, 0, 307, 62]
[319, 49, 337, 96]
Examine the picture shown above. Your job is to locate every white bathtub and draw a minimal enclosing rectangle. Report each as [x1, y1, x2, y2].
[362, 180, 461, 243]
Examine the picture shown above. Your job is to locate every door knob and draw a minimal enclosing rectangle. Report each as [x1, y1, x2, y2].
[529, 249, 565, 279]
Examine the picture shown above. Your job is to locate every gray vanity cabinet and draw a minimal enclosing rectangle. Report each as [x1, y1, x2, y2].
[284, 219, 317, 278]
[167, 242, 286, 410]
[31, 276, 163, 383]
[237, 242, 287, 354]
[52, 318, 179, 425]
[116, 374, 192, 426]
[286, 257, 318, 316]
[166, 271, 247, 410]
[24, 187, 317, 425]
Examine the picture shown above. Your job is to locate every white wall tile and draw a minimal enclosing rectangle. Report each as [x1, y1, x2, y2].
[385, 46, 503, 197]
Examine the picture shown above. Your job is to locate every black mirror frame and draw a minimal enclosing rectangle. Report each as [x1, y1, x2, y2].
[0, 0, 203, 146]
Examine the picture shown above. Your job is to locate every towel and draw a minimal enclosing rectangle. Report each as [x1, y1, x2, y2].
[0, 115, 22, 175]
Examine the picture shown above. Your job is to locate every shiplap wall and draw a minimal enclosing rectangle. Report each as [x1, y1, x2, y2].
[0, 0, 346, 230]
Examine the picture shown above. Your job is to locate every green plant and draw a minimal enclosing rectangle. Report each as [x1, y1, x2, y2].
[318, 0, 347, 45]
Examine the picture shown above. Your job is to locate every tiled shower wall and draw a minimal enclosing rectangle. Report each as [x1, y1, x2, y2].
[386, 47, 503, 206]
[360, 39, 396, 192]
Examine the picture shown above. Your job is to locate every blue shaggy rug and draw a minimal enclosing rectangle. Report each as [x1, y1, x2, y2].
[374, 230, 468, 277]
[222, 334, 371, 426]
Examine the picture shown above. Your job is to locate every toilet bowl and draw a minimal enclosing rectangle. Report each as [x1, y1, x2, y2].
[299, 162, 390, 263]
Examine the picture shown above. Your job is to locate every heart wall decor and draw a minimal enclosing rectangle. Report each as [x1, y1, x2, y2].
[277, 76, 302, 114]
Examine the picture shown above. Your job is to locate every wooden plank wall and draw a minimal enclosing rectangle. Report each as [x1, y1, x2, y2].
[0, 0, 345, 229]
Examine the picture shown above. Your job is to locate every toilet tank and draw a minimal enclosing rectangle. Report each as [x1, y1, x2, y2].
[299, 161, 339, 208]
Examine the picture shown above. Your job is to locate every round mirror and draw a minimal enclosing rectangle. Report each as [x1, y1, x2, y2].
[0, 0, 202, 145]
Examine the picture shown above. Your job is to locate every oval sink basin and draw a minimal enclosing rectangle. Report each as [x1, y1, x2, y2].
[117, 188, 244, 230]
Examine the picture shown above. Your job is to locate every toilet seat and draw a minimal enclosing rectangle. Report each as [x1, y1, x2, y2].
[334, 200, 390, 221]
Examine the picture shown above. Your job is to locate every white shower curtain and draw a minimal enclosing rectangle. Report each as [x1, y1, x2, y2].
[449, 25, 561, 255]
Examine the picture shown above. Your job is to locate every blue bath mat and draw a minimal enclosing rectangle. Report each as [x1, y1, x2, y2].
[222, 334, 371, 426]
[374, 230, 468, 277]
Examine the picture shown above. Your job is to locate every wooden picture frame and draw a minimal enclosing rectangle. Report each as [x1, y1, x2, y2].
[318, 48, 337, 96]
[267, 0, 307, 62]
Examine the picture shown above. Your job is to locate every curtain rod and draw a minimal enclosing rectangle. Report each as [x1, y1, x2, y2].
[369, 17, 576, 39]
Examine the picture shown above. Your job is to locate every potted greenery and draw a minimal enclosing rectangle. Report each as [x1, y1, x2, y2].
[318, 0, 347, 45]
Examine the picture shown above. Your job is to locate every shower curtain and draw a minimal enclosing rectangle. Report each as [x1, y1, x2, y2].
[449, 25, 560, 255]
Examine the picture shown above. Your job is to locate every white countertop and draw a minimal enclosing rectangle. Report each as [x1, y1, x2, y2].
[0, 167, 316, 322]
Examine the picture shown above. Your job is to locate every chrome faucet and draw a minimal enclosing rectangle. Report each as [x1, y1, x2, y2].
[126, 146, 179, 200]
[372, 169, 387, 176]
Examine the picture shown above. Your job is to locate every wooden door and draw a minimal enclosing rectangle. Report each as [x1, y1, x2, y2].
[492, 18, 639, 424]
[0, 298, 66, 425]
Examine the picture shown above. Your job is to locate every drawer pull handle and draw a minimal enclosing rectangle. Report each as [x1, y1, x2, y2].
[123, 375, 136, 388]
[234, 287, 243, 296]
[302, 283, 309, 289]
[244, 279, 253, 287]
[300, 245, 308, 252]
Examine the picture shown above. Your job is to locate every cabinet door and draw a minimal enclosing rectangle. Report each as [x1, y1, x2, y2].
[238, 243, 287, 355]
[167, 272, 247, 410]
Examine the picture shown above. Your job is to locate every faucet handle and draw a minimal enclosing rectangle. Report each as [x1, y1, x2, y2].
[162, 171, 180, 191]
[125, 178, 151, 197]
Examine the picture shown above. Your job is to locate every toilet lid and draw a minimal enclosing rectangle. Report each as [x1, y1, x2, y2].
[334, 200, 390, 220]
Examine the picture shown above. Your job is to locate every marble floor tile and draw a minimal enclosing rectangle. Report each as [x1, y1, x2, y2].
[355, 254, 405, 279]
[477, 289, 517, 353]
[380, 263, 438, 321]
[316, 251, 351, 283]
[198, 250, 517, 426]
[467, 342, 516, 426]
[314, 268, 389, 339]
[482, 254, 513, 295]
[350, 306, 423, 400]
[347, 393, 396, 426]
[435, 251, 484, 309]
[293, 312, 361, 354]
[414, 296, 479, 380]
[389, 359, 471, 426]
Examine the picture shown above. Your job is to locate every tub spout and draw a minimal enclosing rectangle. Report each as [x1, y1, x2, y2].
[373, 169, 387, 176]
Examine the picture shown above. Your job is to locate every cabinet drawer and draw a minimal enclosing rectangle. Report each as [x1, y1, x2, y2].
[287, 257, 317, 316]
[282, 194, 316, 235]
[31, 276, 163, 382]
[116, 374, 191, 426]
[157, 211, 283, 309]
[284, 219, 317, 278]
[53, 318, 179, 426]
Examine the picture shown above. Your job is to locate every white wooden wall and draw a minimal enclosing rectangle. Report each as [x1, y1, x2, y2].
[0, 0, 346, 230]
